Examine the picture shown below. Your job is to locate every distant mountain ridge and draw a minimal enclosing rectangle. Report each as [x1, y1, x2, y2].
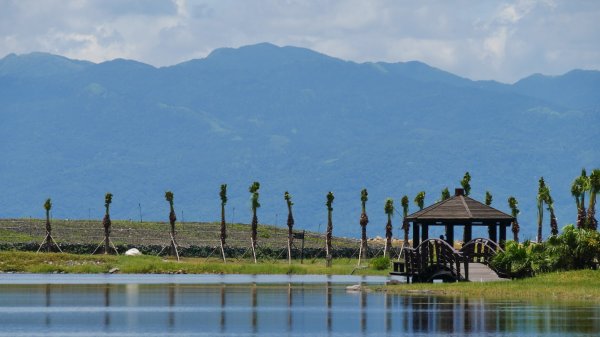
[0, 43, 598, 240]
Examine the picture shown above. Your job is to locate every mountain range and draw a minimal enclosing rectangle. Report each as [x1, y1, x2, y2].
[1, 43, 598, 240]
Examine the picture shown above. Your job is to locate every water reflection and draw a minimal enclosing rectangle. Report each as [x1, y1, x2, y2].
[0, 283, 599, 336]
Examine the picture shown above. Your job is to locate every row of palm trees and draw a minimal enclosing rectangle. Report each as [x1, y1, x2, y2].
[37, 169, 599, 261]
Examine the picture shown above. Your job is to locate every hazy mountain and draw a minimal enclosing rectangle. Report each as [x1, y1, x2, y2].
[1, 43, 598, 240]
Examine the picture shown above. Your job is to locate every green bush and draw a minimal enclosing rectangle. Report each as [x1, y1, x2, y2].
[370, 256, 391, 270]
[492, 224, 600, 278]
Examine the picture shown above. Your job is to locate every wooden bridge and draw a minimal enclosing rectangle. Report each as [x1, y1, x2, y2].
[391, 238, 508, 283]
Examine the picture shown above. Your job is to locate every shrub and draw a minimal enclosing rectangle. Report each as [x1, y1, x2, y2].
[492, 224, 600, 278]
[370, 256, 391, 270]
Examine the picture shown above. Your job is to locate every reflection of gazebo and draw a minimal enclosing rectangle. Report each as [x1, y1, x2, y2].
[405, 188, 514, 248]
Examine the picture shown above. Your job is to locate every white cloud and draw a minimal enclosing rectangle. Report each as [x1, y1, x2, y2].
[0, 0, 598, 82]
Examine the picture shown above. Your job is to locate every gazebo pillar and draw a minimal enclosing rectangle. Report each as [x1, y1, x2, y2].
[445, 224, 454, 248]
[412, 222, 420, 247]
[421, 223, 429, 242]
[488, 224, 497, 243]
[463, 224, 472, 244]
[499, 223, 507, 248]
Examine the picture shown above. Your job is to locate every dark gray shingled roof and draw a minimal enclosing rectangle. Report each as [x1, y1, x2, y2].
[405, 193, 514, 222]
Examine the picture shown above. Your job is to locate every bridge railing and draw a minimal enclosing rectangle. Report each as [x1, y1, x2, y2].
[460, 237, 507, 277]
[401, 238, 467, 282]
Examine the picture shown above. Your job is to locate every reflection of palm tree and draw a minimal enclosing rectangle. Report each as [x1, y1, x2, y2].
[587, 169, 600, 230]
[325, 192, 334, 267]
[284, 192, 294, 264]
[401, 196, 409, 246]
[249, 182, 260, 263]
[384, 198, 394, 257]
[359, 189, 369, 260]
[508, 196, 520, 242]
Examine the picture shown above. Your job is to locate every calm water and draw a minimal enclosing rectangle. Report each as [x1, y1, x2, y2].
[0, 275, 598, 336]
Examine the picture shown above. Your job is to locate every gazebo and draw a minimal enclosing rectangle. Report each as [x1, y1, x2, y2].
[405, 188, 514, 248]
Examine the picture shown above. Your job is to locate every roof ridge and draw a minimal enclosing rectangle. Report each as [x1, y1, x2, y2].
[460, 195, 473, 218]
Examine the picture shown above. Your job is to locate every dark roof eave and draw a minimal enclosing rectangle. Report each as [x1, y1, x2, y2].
[404, 216, 515, 223]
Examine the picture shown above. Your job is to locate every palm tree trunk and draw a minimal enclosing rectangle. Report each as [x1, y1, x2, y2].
[103, 211, 111, 255]
[385, 215, 392, 257]
[360, 212, 368, 260]
[326, 210, 332, 267]
[588, 207, 597, 230]
[220, 204, 226, 247]
[287, 205, 294, 264]
[45, 210, 51, 252]
[251, 209, 258, 252]
[169, 208, 176, 256]
[549, 209, 558, 236]
[402, 220, 409, 247]
[511, 220, 519, 242]
[587, 192, 597, 230]
[537, 201, 543, 243]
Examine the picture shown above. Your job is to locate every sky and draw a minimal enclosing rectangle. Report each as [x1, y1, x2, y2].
[1, 0, 599, 83]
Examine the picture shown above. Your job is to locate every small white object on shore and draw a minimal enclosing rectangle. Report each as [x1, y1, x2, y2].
[346, 284, 362, 292]
[125, 248, 142, 256]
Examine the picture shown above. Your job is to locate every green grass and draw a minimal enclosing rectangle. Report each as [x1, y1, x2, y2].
[0, 251, 388, 275]
[380, 269, 600, 302]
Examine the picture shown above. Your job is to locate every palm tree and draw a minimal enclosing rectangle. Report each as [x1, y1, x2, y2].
[571, 170, 588, 228]
[384, 198, 394, 257]
[414, 191, 425, 210]
[508, 196, 520, 242]
[580, 169, 589, 226]
[485, 191, 493, 206]
[103, 193, 113, 255]
[284, 191, 294, 264]
[249, 182, 261, 262]
[461, 172, 472, 196]
[219, 184, 228, 262]
[544, 185, 559, 236]
[165, 191, 178, 258]
[359, 188, 369, 260]
[325, 191, 334, 267]
[43, 198, 52, 252]
[536, 178, 547, 242]
[37, 198, 63, 253]
[44, 198, 52, 235]
[587, 169, 600, 230]
[401, 195, 409, 246]
[441, 187, 450, 201]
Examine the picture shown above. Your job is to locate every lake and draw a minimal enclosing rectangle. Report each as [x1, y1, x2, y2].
[0, 274, 598, 336]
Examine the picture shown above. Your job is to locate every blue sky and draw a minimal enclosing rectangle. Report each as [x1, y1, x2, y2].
[1, 0, 599, 82]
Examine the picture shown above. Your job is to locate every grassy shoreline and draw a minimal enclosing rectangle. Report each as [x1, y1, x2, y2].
[3, 251, 599, 303]
[0, 251, 388, 276]
[380, 269, 600, 303]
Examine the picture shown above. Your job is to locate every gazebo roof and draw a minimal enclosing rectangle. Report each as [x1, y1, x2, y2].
[405, 188, 514, 223]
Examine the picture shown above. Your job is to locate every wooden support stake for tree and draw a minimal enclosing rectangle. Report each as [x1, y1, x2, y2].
[251, 237, 257, 264]
[36, 233, 63, 253]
